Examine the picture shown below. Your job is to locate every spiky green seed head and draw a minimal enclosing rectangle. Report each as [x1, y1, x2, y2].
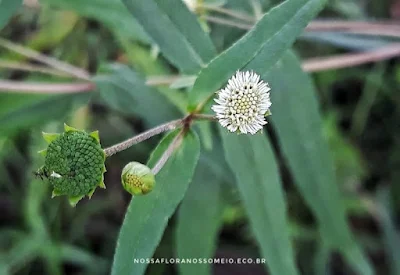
[39, 124, 106, 206]
[121, 162, 155, 195]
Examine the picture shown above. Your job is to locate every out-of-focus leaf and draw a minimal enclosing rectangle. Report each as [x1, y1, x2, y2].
[111, 130, 200, 275]
[265, 51, 373, 275]
[118, 39, 188, 112]
[188, 0, 327, 109]
[195, 121, 214, 150]
[122, 0, 216, 73]
[323, 114, 366, 186]
[41, 0, 150, 44]
[220, 130, 298, 275]
[28, 10, 79, 50]
[301, 32, 391, 51]
[4, 235, 42, 274]
[0, 0, 22, 30]
[94, 64, 181, 127]
[155, 0, 216, 62]
[176, 161, 223, 275]
[313, 241, 332, 275]
[0, 93, 91, 137]
[60, 244, 109, 272]
[377, 188, 400, 275]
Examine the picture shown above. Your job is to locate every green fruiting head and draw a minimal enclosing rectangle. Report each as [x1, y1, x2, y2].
[39, 124, 106, 206]
[121, 162, 155, 195]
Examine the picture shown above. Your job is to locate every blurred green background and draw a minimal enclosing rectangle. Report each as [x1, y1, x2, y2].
[1, 0, 400, 274]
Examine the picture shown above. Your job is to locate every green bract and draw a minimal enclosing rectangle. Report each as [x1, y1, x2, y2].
[121, 162, 155, 195]
[38, 124, 106, 206]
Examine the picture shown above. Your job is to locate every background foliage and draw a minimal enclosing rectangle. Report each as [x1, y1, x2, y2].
[1, 0, 400, 274]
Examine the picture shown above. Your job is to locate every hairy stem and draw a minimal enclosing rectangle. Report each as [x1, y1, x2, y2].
[192, 114, 217, 121]
[104, 112, 216, 158]
[104, 119, 184, 157]
[151, 128, 187, 175]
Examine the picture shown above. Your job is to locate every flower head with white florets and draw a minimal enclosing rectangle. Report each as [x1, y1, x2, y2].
[211, 71, 272, 135]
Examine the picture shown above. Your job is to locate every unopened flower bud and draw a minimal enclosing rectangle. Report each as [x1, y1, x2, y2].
[121, 162, 155, 195]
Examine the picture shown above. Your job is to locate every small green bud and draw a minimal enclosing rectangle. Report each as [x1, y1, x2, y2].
[38, 123, 107, 206]
[121, 162, 155, 195]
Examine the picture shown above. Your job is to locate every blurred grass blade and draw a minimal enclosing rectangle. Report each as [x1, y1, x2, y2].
[376, 188, 400, 275]
[176, 161, 223, 275]
[111, 130, 200, 275]
[301, 32, 391, 51]
[0, 0, 22, 30]
[41, 0, 150, 44]
[60, 244, 109, 272]
[122, 0, 214, 73]
[265, 51, 373, 275]
[188, 0, 327, 109]
[220, 130, 298, 275]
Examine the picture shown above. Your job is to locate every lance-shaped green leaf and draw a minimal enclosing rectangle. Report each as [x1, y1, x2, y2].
[264, 51, 373, 275]
[188, 0, 327, 109]
[0, 0, 22, 30]
[220, 130, 298, 275]
[155, 0, 216, 63]
[176, 160, 224, 275]
[111, 130, 200, 275]
[122, 0, 215, 73]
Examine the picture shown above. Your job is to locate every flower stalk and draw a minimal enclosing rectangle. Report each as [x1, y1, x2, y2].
[104, 118, 184, 157]
[151, 128, 187, 175]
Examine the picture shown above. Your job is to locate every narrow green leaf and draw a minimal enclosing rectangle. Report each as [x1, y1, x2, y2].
[0, 0, 22, 30]
[94, 64, 180, 127]
[188, 0, 327, 109]
[112, 130, 200, 275]
[265, 51, 373, 275]
[220, 130, 298, 275]
[176, 161, 223, 275]
[122, 0, 209, 73]
[154, 0, 216, 63]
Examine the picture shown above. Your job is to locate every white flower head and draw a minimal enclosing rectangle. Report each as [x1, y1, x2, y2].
[183, 0, 197, 12]
[211, 71, 272, 135]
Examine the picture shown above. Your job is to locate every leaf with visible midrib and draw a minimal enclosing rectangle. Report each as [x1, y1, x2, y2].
[155, 0, 216, 63]
[122, 0, 215, 73]
[188, 0, 327, 109]
[111, 130, 200, 275]
[265, 51, 373, 275]
[0, 0, 22, 30]
[220, 130, 299, 275]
